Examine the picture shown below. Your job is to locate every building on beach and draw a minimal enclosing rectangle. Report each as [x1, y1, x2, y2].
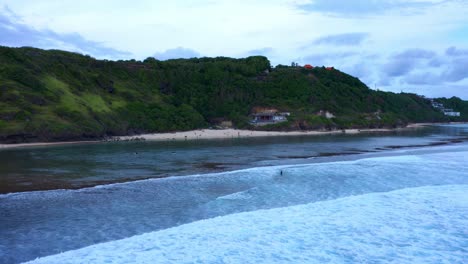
[443, 109, 461, 117]
[250, 111, 290, 125]
[429, 99, 461, 117]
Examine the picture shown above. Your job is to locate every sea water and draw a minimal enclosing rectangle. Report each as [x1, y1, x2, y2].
[1, 124, 468, 263]
[0, 124, 464, 193]
[26, 184, 468, 264]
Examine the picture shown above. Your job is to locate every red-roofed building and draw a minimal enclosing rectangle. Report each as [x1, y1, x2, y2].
[304, 64, 314, 69]
[326, 67, 334, 71]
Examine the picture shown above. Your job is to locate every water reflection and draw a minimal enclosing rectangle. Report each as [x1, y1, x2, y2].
[0, 125, 466, 193]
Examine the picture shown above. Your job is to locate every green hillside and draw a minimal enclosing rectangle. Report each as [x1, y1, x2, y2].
[0, 46, 466, 143]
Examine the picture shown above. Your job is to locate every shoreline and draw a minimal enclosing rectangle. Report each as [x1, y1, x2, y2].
[0, 140, 100, 150]
[0, 122, 459, 150]
[116, 123, 426, 141]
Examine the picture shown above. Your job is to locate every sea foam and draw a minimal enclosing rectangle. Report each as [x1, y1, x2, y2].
[26, 184, 468, 264]
[2, 146, 466, 264]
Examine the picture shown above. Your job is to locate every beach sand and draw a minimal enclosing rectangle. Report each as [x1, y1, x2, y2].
[0, 123, 432, 150]
[117, 127, 409, 141]
[99, 123, 432, 141]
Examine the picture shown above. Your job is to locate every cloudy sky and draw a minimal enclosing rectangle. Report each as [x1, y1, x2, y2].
[1, 0, 468, 99]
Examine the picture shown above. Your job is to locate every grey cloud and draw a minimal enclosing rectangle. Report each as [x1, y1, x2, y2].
[382, 48, 436, 77]
[298, 0, 438, 16]
[445, 46, 468, 56]
[404, 72, 442, 85]
[427, 57, 445, 67]
[153, 47, 200, 60]
[0, 6, 131, 58]
[349, 45, 468, 98]
[391, 50, 468, 86]
[246, 47, 273, 56]
[393, 49, 436, 59]
[313, 33, 369, 46]
[364, 54, 381, 60]
[382, 58, 417, 77]
[441, 57, 468, 82]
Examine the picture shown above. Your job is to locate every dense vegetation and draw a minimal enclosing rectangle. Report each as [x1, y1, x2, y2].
[0, 46, 466, 143]
[435, 97, 468, 116]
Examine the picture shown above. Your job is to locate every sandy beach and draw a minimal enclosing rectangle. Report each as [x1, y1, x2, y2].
[0, 123, 434, 150]
[114, 123, 438, 141]
[117, 126, 420, 141]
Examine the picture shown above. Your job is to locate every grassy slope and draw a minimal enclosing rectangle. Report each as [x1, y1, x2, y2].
[0, 46, 466, 143]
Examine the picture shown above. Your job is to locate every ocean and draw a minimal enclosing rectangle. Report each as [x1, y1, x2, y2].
[1, 124, 467, 263]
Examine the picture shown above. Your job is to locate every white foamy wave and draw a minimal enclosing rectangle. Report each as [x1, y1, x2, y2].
[26, 184, 468, 264]
[2, 144, 466, 200]
[216, 187, 257, 200]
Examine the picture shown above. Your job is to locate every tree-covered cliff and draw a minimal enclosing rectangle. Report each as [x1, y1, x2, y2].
[0, 46, 466, 142]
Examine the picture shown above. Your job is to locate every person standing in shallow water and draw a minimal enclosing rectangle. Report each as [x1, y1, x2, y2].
[280, 170, 283, 176]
